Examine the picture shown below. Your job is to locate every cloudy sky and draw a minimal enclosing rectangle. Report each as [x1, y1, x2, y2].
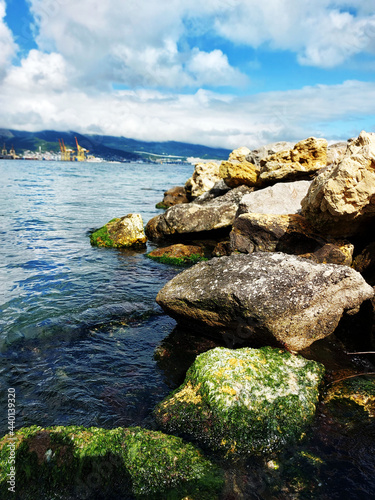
[1, 0, 375, 149]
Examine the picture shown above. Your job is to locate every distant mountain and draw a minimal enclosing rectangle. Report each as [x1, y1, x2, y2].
[0, 129, 231, 161]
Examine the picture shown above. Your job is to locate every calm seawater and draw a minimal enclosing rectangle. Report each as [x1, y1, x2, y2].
[1, 160, 374, 498]
[0, 160, 194, 432]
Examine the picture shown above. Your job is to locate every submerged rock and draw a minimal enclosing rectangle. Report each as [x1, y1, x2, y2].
[155, 346, 325, 455]
[156, 186, 188, 209]
[185, 161, 221, 199]
[156, 253, 373, 351]
[90, 213, 147, 248]
[147, 243, 206, 265]
[301, 131, 375, 237]
[145, 186, 252, 240]
[259, 137, 327, 184]
[0, 425, 224, 499]
[323, 375, 375, 423]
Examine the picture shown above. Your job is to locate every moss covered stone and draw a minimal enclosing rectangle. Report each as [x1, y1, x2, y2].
[90, 214, 147, 248]
[155, 346, 325, 456]
[147, 244, 208, 266]
[0, 426, 223, 499]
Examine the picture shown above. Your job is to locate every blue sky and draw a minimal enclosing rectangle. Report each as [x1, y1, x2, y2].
[0, 0, 375, 148]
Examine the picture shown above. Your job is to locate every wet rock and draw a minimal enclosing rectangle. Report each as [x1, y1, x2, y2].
[155, 346, 325, 455]
[145, 185, 252, 240]
[259, 137, 327, 184]
[156, 186, 188, 209]
[90, 213, 147, 248]
[0, 425, 224, 499]
[185, 161, 221, 199]
[323, 375, 375, 423]
[230, 213, 354, 265]
[147, 243, 206, 265]
[156, 252, 373, 351]
[301, 131, 375, 237]
[236, 180, 311, 216]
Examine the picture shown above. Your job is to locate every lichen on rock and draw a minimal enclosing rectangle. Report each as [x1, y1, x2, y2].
[155, 346, 325, 456]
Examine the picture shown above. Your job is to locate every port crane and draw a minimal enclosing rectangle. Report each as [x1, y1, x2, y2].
[75, 137, 89, 161]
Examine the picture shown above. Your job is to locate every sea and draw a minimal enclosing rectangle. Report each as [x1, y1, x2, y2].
[1, 159, 374, 499]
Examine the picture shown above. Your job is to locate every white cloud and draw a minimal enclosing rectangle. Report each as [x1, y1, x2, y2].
[1, 63, 374, 149]
[0, 0, 17, 77]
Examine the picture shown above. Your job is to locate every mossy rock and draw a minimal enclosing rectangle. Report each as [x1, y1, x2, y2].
[90, 214, 147, 248]
[146, 244, 208, 266]
[0, 426, 223, 500]
[155, 346, 325, 456]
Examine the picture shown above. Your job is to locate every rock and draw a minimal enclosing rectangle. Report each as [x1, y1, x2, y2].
[219, 158, 259, 188]
[0, 425, 224, 499]
[323, 376, 375, 423]
[155, 346, 325, 455]
[185, 161, 221, 199]
[246, 141, 296, 166]
[259, 137, 328, 184]
[145, 185, 252, 240]
[193, 179, 231, 204]
[301, 131, 375, 237]
[228, 146, 251, 162]
[353, 242, 375, 285]
[212, 240, 231, 257]
[156, 186, 188, 209]
[230, 213, 354, 265]
[156, 253, 373, 351]
[147, 243, 206, 265]
[299, 241, 354, 266]
[327, 142, 347, 166]
[90, 213, 147, 248]
[237, 180, 311, 216]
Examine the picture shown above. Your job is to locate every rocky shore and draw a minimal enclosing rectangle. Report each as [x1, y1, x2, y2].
[2, 131, 375, 499]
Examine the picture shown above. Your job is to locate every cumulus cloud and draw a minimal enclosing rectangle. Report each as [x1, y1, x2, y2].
[0, 0, 17, 77]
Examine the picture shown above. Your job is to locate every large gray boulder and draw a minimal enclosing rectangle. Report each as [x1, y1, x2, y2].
[156, 253, 373, 351]
[236, 180, 311, 216]
[145, 186, 252, 240]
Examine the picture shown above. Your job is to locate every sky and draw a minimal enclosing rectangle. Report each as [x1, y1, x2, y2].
[0, 0, 375, 149]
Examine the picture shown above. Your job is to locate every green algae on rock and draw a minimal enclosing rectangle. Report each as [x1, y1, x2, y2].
[155, 346, 325, 456]
[90, 213, 147, 248]
[0, 425, 223, 500]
